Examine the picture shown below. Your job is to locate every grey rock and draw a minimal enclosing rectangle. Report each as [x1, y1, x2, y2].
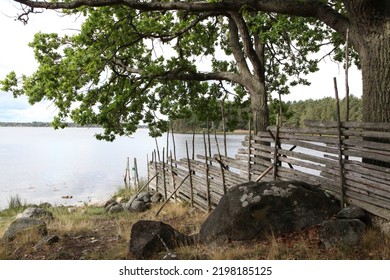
[320, 219, 366, 248]
[151, 192, 163, 203]
[34, 235, 60, 250]
[108, 204, 124, 214]
[336, 206, 371, 225]
[2, 218, 47, 241]
[16, 207, 53, 221]
[138, 191, 152, 200]
[199, 181, 339, 242]
[130, 200, 149, 212]
[129, 220, 194, 259]
[104, 200, 118, 212]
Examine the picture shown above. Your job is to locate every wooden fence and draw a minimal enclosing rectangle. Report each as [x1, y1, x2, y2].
[147, 120, 390, 220]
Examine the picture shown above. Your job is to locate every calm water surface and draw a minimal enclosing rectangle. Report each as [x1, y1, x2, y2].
[0, 127, 245, 209]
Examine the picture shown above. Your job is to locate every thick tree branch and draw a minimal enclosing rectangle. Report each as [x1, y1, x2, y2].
[227, 16, 251, 77]
[14, 0, 350, 35]
[229, 12, 265, 81]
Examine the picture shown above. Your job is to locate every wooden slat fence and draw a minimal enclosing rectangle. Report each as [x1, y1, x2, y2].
[148, 120, 390, 220]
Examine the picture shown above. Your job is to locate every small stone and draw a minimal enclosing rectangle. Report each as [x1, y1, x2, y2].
[130, 200, 147, 212]
[151, 192, 163, 203]
[67, 207, 78, 214]
[242, 201, 249, 207]
[108, 204, 123, 214]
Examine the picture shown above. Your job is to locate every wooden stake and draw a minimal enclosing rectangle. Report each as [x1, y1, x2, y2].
[214, 128, 227, 194]
[169, 151, 177, 201]
[133, 157, 140, 190]
[273, 114, 281, 181]
[255, 165, 273, 182]
[162, 147, 167, 199]
[153, 150, 159, 193]
[155, 138, 161, 162]
[334, 77, 345, 209]
[248, 119, 252, 182]
[185, 141, 194, 207]
[155, 174, 190, 216]
[221, 100, 227, 157]
[171, 125, 177, 163]
[345, 28, 350, 122]
[203, 129, 211, 212]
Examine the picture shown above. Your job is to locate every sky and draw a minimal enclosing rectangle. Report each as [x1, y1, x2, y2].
[0, 0, 363, 122]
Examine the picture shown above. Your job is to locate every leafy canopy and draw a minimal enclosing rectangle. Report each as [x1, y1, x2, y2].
[1, 4, 343, 140]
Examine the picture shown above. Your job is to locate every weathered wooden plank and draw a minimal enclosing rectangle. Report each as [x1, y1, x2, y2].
[304, 120, 390, 131]
[278, 134, 340, 145]
[344, 178, 390, 200]
[343, 149, 390, 163]
[344, 162, 390, 180]
[345, 190, 390, 210]
[345, 197, 390, 220]
[277, 155, 338, 175]
[344, 139, 390, 153]
[343, 129, 390, 139]
[268, 125, 339, 136]
[277, 148, 339, 168]
[278, 139, 339, 155]
[276, 166, 340, 194]
[344, 172, 390, 194]
[342, 121, 390, 130]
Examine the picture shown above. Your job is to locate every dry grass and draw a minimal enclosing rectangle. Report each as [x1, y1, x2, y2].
[1, 195, 390, 260]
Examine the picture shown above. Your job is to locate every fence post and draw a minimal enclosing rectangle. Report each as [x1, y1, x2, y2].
[248, 119, 252, 182]
[162, 147, 167, 199]
[203, 129, 211, 212]
[185, 141, 194, 207]
[214, 128, 227, 194]
[334, 77, 345, 209]
[273, 114, 281, 181]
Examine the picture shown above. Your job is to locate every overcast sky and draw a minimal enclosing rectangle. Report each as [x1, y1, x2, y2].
[0, 0, 362, 122]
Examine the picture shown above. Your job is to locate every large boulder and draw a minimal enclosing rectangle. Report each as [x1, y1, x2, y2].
[199, 181, 339, 242]
[2, 218, 47, 241]
[129, 220, 193, 259]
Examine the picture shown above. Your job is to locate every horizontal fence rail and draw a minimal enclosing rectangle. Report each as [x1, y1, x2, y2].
[148, 120, 390, 220]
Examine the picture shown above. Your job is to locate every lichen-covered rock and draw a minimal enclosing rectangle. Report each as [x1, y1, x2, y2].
[199, 181, 339, 242]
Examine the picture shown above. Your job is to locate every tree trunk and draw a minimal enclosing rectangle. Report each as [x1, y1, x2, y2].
[250, 84, 269, 135]
[358, 24, 390, 166]
[360, 36, 390, 123]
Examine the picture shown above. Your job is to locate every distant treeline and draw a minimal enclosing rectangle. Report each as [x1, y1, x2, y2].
[171, 95, 362, 131]
[0, 122, 151, 129]
[0, 122, 101, 128]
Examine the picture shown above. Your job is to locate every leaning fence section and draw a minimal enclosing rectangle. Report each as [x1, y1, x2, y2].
[148, 120, 390, 220]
